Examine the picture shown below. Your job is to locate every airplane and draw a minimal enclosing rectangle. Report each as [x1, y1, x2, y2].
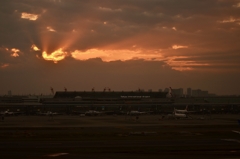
[0, 110, 15, 116]
[167, 108, 188, 119]
[173, 110, 187, 118]
[174, 105, 195, 114]
[85, 110, 102, 116]
[38, 111, 60, 116]
[127, 110, 146, 116]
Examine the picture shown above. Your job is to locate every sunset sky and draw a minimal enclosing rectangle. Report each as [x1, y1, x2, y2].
[1, 0, 240, 95]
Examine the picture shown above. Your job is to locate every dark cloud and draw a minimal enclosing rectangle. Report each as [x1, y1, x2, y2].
[0, 0, 240, 95]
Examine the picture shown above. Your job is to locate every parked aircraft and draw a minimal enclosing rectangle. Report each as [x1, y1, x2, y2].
[38, 111, 60, 116]
[173, 110, 187, 118]
[174, 105, 195, 114]
[168, 108, 188, 119]
[0, 110, 15, 116]
[85, 110, 102, 116]
[127, 110, 146, 116]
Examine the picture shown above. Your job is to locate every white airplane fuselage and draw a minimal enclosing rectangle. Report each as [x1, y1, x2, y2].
[128, 111, 146, 115]
[85, 110, 101, 116]
[174, 112, 187, 118]
[175, 109, 187, 113]
[172, 108, 188, 118]
[0, 110, 14, 115]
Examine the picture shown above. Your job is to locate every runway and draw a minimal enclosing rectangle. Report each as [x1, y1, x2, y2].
[0, 114, 240, 158]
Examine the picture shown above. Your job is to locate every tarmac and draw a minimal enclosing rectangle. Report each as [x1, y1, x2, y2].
[0, 114, 240, 159]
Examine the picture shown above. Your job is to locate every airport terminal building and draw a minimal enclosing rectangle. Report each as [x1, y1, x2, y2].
[53, 91, 168, 101]
[1, 91, 240, 115]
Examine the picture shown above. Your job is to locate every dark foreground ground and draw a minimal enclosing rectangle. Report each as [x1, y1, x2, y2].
[0, 114, 240, 159]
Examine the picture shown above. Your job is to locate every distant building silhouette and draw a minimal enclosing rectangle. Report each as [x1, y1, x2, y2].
[171, 88, 184, 97]
[8, 90, 12, 96]
[163, 88, 169, 92]
[191, 89, 205, 97]
[187, 88, 192, 97]
[186, 88, 216, 97]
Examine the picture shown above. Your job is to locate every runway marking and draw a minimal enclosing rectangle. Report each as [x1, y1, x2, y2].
[221, 139, 240, 143]
[232, 130, 240, 134]
[47, 153, 69, 157]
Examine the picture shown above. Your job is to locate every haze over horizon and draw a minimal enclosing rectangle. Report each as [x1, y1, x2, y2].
[1, 0, 240, 96]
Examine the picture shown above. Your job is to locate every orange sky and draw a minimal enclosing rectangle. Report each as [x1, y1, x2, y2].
[0, 0, 240, 95]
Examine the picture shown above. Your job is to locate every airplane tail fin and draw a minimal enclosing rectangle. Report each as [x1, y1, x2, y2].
[169, 87, 175, 98]
[173, 108, 176, 114]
